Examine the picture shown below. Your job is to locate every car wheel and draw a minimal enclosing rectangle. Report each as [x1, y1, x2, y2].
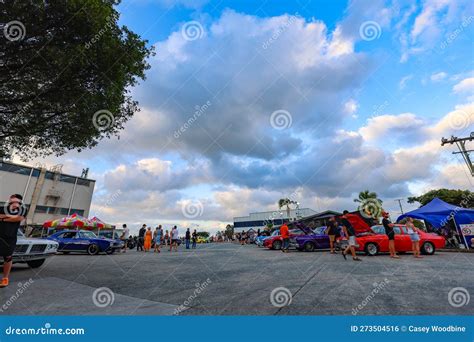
[272, 240, 282, 250]
[365, 242, 379, 256]
[421, 242, 435, 255]
[304, 242, 315, 252]
[87, 244, 100, 255]
[27, 259, 45, 268]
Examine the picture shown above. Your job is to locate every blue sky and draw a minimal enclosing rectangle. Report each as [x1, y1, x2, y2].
[20, 0, 473, 233]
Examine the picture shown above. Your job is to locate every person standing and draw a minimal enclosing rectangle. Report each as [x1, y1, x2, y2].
[164, 230, 170, 246]
[121, 224, 129, 253]
[170, 226, 179, 252]
[185, 228, 191, 249]
[280, 223, 290, 253]
[382, 211, 399, 259]
[325, 216, 338, 254]
[406, 217, 422, 258]
[137, 224, 146, 251]
[144, 227, 152, 252]
[341, 210, 362, 261]
[192, 229, 197, 249]
[154, 225, 163, 253]
[0, 194, 28, 288]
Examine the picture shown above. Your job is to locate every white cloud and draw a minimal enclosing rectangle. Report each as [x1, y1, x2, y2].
[359, 113, 424, 141]
[430, 71, 447, 82]
[399, 74, 413, 89]
[453, 77, 474, 94]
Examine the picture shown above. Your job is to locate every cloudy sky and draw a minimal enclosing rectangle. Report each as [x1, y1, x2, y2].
[16, 0, 474, 234]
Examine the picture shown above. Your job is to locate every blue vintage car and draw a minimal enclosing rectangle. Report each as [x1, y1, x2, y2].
[294, 226, 342, 252]
[47, 230, 124, 255]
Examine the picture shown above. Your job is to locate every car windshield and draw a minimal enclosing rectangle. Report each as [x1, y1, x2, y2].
[313, 227, 326, 235]
[371, 225, 385, 234]
[80, 231, 98, 239]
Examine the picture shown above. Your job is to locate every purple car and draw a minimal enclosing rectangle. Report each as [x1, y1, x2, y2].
[295, 226, 341, 252]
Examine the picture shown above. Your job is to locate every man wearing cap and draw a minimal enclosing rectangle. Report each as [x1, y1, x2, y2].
[382, 211, 399, 259]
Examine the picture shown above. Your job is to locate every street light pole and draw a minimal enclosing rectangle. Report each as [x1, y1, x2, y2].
[395, 199, 404, 214]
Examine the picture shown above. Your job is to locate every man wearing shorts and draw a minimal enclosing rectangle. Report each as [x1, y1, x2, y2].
[325, 216, 338, 254]
[0, 194, 28, 288]
[341, 210, 361, 261]
[170, 226, 179, 252]
[382, 211, 399, 259]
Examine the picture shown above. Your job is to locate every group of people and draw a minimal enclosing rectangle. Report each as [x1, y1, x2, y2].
[277, 210, 424, 261]
[120, 224, 199, 253]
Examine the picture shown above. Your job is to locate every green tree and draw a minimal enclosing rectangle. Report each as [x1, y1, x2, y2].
[408, 189, 474, 208]
[354, 190, 383, 218]
[1, 0, 153, 159]
[278, 198, 297, 217]
[224, 224, 234, 239]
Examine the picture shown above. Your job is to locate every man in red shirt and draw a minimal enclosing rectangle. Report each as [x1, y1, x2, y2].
[280, 223, 290, 253]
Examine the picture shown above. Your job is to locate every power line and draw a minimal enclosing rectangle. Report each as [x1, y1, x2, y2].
[441, 133, 474, 177]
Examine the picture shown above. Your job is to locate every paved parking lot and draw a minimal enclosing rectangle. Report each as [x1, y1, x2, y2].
[3, 243, 473, 315]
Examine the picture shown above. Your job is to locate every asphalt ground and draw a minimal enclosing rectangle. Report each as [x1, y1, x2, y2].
[1, 242, 473, 315]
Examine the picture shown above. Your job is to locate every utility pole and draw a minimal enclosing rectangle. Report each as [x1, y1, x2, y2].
[395, 199, 404, 214]
[441, 133, 474, 177]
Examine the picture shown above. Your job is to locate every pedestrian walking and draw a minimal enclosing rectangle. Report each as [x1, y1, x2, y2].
[280, 223, 290, 253]
[170, 226, 179, 252]
[144, 227, 152, 252]
[137, 224, 146, 251]
[325, 216, 338, 254]
[185, 228, 191, 249]
[192, 229, 197, 249]
[382, 211, 399, 259]
[154, 225, 163, 253]
[406, 217, 422, 258]
[341, 210, 362, 261]
[121, 224, 129, 253]
[0, 194, 28, 288]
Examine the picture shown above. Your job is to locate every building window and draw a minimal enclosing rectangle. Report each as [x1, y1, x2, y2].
[0, 163, 33, 176]
[76, 179, 90, 187]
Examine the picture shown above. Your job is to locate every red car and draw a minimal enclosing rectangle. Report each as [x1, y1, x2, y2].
[356, 224, 445, 256]
[263, 228, 306, 250]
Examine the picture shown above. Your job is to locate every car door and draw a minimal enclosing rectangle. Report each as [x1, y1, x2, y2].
[59, 232, 78, 251]
[75, 232, 94, 251]
[394, 226, 411, 252]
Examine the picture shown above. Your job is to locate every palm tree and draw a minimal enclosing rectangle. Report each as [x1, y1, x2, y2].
[278, 198, 297, 218]
[354, 190, 383, 204]
[354, 190, 383, 218]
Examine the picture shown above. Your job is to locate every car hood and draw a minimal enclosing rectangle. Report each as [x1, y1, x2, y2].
[344, 214, 372, 234]
[19, 237, 58, 246]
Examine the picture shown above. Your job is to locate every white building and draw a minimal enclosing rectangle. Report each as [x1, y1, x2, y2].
[233, 208, 318, 232]
[0, 161, 95, 226]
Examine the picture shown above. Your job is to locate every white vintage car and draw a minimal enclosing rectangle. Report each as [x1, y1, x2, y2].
[3, 230, 59, 268]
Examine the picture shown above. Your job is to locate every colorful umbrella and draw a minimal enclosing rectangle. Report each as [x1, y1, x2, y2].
[89, 216, 112, 229]
[43, 213, 92, 229]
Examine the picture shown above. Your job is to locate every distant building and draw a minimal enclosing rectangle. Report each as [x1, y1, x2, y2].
[233, 208, 318, 232]
[0, 161, 95, 227]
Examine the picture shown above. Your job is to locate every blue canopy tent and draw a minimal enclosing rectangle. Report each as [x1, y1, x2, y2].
[397, 198, 474, 248]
